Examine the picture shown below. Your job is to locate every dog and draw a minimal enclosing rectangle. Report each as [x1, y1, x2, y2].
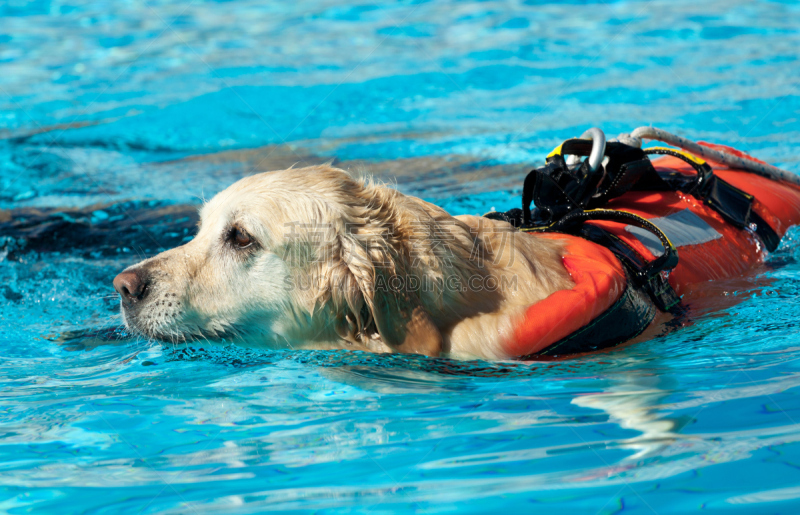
[113, 165, 575, 359]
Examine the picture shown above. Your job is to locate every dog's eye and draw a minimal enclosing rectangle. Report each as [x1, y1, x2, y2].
[231, 226, 253, 248]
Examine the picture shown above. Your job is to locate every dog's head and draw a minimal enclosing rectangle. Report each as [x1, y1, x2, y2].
[113, 165, 443, 355]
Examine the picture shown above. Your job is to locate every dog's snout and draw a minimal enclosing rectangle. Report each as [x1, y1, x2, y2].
[113, 269, 150, 304]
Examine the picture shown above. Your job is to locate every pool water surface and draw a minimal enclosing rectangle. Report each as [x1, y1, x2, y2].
[2, 0, 800, 513]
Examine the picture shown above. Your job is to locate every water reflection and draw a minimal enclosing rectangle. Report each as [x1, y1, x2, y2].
[572, 371, 688, 461]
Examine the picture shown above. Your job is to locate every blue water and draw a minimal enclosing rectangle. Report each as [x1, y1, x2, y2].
[3, 0, 800, 512]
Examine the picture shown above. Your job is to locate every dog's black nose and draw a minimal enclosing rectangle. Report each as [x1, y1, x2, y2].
[113, 269, 150, 305]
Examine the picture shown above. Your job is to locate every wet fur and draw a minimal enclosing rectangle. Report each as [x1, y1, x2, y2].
[119, 165, 573, 359]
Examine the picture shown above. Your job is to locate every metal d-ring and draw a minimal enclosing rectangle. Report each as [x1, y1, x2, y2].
[580, 127, 606, 174]
[564, 127, 606, 173]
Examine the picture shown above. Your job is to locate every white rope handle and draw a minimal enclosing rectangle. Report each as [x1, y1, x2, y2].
[615, 126, 800, 187]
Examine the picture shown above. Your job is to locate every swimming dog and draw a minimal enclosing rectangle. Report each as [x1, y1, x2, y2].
[113, 165, 574, 359]
[114, 144, 800, 361]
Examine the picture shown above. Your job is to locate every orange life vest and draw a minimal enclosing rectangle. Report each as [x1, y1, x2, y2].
[502, 143, 800, 358]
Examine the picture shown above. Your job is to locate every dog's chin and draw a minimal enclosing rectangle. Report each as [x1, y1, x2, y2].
[121, 304, 242, 344]
[126, 324, 243, 344]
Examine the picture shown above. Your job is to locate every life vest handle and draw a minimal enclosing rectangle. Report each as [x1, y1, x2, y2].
[618, 126, 800, 187]
[643, 147, 714, 195]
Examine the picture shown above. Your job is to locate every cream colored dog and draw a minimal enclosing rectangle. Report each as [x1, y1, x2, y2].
[113, 165, 573, 360]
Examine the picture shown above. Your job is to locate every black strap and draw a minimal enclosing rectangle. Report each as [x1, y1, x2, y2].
[522, 208, 682, 313]
[704, 176, 753, 228]
[643, 147, 713, 195]
[642, 147, 780, 251]
[493, 138, 786, 327]
[515, 142, 685, 313]
[578, 224, 683, 313]
[749, 210, 781, 252]
[521, 154, 601, 227]
[532, 208, 679, 280]
[524, 270, 657, 357]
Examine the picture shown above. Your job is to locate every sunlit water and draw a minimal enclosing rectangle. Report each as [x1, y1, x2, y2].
[2, 1, 800, 513]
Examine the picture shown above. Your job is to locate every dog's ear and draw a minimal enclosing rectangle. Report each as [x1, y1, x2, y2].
[333, 231, 442, 357]
[367, 266, 442, 356]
